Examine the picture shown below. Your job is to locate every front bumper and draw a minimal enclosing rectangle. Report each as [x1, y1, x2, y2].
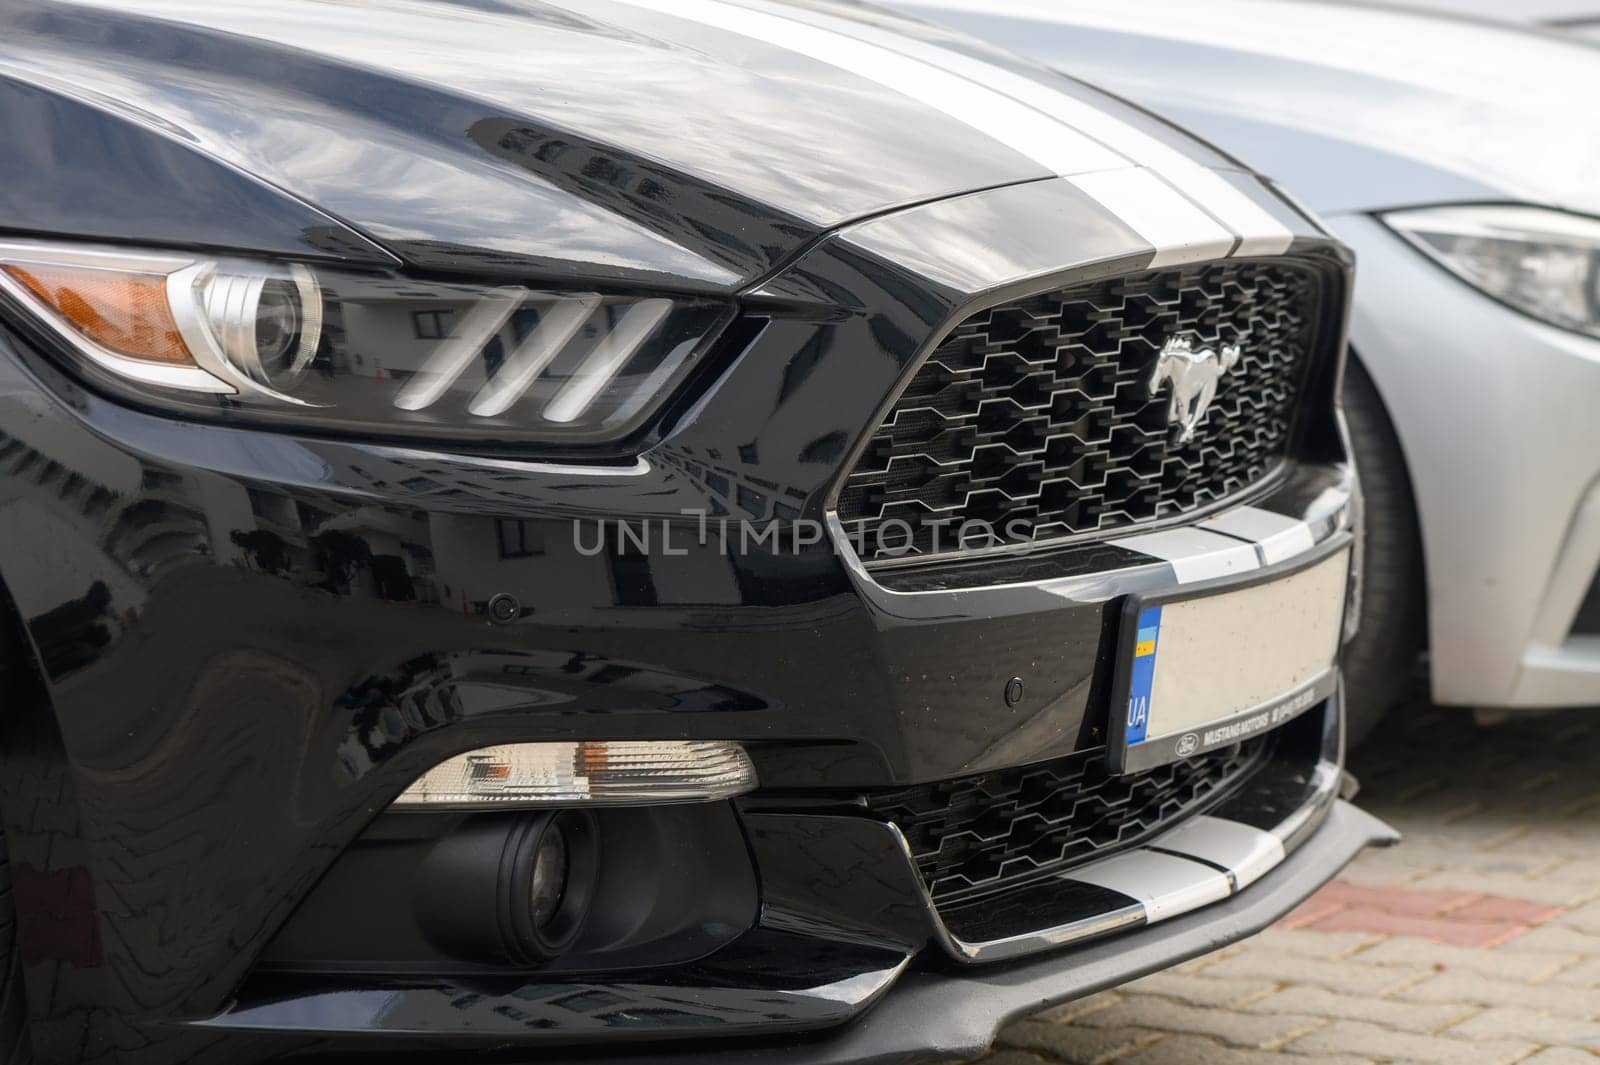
[0, 176, 1364, 1064]
[762, 799, 1394, 1065]
[240, 800, 1394, 1065]
[653, 799, 1392, 1065]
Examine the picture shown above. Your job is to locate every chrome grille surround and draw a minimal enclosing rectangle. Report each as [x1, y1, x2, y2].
[836, 260, 1324, 564]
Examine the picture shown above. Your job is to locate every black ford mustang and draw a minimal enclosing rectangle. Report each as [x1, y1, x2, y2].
[0, 1, 1395, 1062]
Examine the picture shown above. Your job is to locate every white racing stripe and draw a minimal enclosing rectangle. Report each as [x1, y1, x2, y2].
[1071, 168, 1232, 266]
[593, 0, 1292, 263]
[738, 0, 1292, 259]
[730, 0, 1232, 265]
[590, 0, 1124, 177]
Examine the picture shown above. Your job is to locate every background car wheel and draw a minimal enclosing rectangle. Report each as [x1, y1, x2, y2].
[1341, 356, 1427, 749]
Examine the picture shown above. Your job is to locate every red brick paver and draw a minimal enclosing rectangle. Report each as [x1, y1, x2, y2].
[1283, 878, 1563, 946]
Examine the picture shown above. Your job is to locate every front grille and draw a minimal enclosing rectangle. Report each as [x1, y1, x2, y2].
[837, 261, 1323, 563]
[868, 739, 1270, 906]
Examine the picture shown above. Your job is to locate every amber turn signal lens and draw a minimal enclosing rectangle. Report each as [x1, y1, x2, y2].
[4, 263, 194, 365]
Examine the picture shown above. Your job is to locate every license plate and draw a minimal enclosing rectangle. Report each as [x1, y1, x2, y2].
[1109, 542, 1350, 774]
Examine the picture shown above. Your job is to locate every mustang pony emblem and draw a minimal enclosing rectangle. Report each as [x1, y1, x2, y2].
[1148, 336, 1243, 445]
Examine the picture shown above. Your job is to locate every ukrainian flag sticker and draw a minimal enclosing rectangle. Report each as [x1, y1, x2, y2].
[1126, 605, 1162, 745]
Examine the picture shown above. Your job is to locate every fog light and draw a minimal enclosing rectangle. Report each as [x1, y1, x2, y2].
[509, 812, 592, 960]
[415, 811, 597, 964]
[392, 740, 758, 809]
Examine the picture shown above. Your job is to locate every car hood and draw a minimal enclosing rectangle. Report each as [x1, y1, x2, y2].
[0, 0, 1258, 293]
[892, 0, 1600, 219]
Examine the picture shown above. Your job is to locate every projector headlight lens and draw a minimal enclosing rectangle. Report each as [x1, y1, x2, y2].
[0, 239, 728, 445]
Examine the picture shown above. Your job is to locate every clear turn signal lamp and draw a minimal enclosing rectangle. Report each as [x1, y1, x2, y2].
[391, 740, 759, 809]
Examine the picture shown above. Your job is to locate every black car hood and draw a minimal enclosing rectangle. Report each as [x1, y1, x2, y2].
[0, 0, 1238, 293]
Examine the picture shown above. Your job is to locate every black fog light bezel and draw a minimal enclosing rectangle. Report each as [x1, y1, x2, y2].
[503, 810, 597, 963]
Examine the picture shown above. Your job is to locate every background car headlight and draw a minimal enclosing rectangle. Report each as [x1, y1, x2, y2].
[0, 240, 730, 445]
[1382, 205, 1600, 340]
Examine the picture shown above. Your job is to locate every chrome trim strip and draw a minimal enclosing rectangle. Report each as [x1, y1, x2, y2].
[1274, 759, 1344, 851]
[951, 901, 1147, 962]
[366, 447, 652, 479]
[828, 491, 1352, 621]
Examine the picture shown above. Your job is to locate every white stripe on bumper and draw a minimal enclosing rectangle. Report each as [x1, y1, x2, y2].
[1151, 814, 1287, 891]
[1112, 505, 1328, 583]
[1063, 848, 1232, 923]
[1108, 526, 1261, 582]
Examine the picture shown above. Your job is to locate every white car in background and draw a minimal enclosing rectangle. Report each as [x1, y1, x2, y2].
[890, 0, 1600, 740]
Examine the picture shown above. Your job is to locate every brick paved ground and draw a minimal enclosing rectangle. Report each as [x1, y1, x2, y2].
[978, 703, 1600, 1065]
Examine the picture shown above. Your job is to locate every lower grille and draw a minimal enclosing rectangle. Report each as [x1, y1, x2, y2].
[868, 740, 1270, 906]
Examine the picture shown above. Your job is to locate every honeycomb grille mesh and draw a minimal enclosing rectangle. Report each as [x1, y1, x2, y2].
[837, 261, 1322, 562]
[868, 740, 1269, 905]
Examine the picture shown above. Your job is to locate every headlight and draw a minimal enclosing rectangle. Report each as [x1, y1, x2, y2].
[0, 240, 729, 445]
[1382, 205, 1600, 339]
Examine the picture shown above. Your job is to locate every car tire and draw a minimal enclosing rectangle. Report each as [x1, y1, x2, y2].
[0, 830, 29, 1065]
[1341, 356, 1427, 750]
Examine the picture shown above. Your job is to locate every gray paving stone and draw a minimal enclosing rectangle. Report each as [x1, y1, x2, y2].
[1237, 985, 1470, 1032]
[1117, 1033, 1371, 1065]
[1202, 951, 1429, 996]
[1398, 870, 1590, 905]
[1508, 924, 1600, 957]
[1396, 969, 1600, 1018]
[1285, 1019, 1532, 1064]
[1349, 936, 1572, 980]
[1444, 1005, 1600, 1048]
[1551, 897, 1600, 934]
[1517, 1048, 1600, 1065]
[1075, 997, 1321, 1048]
[1547, 956, 1600, 987]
